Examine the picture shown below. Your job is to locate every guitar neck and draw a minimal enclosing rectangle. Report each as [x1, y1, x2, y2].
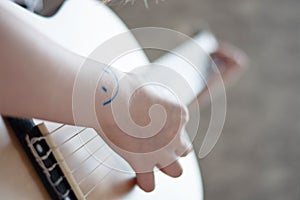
[139, 31, 218, 106]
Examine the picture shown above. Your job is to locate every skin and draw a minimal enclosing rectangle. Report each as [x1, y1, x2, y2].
[0, 0, 247, 192]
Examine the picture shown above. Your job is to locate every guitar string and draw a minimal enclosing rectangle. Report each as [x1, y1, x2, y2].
[35, 122, 113, 170]
[45, 134, 107, 176]
[63, 136, 114, 185]
[66, 149, 115, 198]
[41, 130, 101, 169]
[77, 153, 113, 185]
[52, 129, 118, 198]
[34, 122, 103, 153]
[50, 127, 87, 148]
[34, 121, 136, 198]
[84, 166, 115, 198]
[35, 122, 141, 199]
[54, 129, 116, 198]
[30, 124, 105, 170]
[43, 139, 108, 186]
[70, 142, 106, 174]
[48, 124, 66, 135]
[29, 124, 66, 144]
[31, 124, 84, 145]
[56, 132, 100, 161]
[32, 127, 88, 161]
[37, 123, 117, 195]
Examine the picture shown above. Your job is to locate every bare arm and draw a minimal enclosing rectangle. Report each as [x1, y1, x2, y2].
[0, 1, 191, 192]
[0, 0, 83, 124]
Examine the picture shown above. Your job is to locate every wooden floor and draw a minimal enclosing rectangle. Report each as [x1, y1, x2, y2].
[114, 0, 300, 200]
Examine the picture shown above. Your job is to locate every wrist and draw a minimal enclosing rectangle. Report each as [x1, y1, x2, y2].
[94, 69, 133, 129]
[71, 58, 129, 129]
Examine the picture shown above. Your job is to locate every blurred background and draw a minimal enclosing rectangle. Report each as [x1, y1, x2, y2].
[110, 0, 300, 199]
[16, 0, 300, 199]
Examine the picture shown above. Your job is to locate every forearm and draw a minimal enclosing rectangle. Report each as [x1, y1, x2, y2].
[0, 1, 92, 125]
[0, 29, 77, 124]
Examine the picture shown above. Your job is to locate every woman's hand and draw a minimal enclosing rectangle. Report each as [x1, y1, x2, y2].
[210, 43, 248, 87]
[95, 72, 191, 192]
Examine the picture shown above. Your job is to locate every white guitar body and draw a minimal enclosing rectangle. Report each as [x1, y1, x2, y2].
[0, 0, 218, 199]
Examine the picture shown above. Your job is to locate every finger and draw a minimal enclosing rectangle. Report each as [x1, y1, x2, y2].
[180, 105, 189, 125]
[210, 45, 248, 87]
[211, 43, 248, 70]
[136, 172, 155, 192]
[176, 145, 192, 157]
[176, 133, 193, 157]
[159, 161, 183, 178]
[211, 51, 239, 72]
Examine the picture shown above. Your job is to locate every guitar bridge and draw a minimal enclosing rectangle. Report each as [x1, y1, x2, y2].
[6, 118, 80, 200]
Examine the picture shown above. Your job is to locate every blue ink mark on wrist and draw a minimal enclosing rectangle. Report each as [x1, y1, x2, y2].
[101, 67, 119, 106]
[102, 86, 108, 93]
[103, 99, 113, 106]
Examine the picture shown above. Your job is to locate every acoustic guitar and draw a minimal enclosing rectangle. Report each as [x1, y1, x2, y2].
[0, 0, 218, 199]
